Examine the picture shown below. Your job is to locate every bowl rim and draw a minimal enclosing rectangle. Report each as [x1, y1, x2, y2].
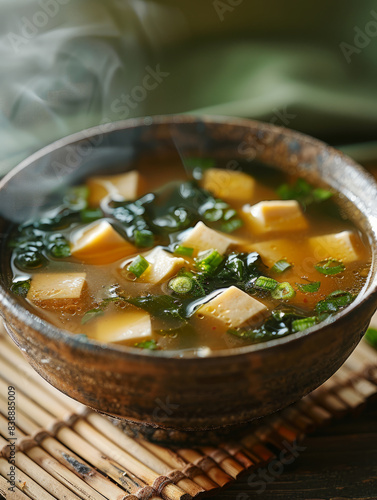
[1, 113, 377, 362]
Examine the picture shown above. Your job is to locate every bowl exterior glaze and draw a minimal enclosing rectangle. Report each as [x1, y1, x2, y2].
[1, 115, 377, 431]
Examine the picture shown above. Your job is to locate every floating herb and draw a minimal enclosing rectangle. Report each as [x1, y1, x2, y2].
[169, 276, 194, 294]
[80, 208, 103, 223]
[254, 276, 278, 291]
[297, 281, 321, 293]
[271, 260, 292, 274]
[46, 234, 71, 259]
[63, 185, 89, 210]
[315, 290, 355, 314]
[81, 308, 105, 325]
[277, 178, 333, 208]
[314, 258, 345, 276]
[135, 339, 158, 350]
[292, 317, 317, 332]
[196, 249, 224, 274]
[174, 245, 194, 257]
[271, 282, 296, 300]
[127, 295, 186, 321]
[183, 158, 216, 171]
[128, 255, 150, 278]
[11, 279, 31, 297]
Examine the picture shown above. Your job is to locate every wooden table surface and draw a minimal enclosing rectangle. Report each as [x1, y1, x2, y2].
[217, 402, 377, 499]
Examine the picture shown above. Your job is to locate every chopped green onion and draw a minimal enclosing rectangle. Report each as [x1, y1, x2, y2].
[169, 276, 194, 294]
[315, 290, 354, 314]
[183, 157, 216, 170]
[134, 230, 154, 248]
[297, 281, 321, 293]
[11, 279, 31, 297]
[80, 208, 103, 223]
[174, 245, 194, 257]
[277, 178, 333, 208]
[196, 249, 224, 273]
[314, 258, 345, 276]
[50, 240, 71, 258]
[135, 339, 158, 350]
[271, 259, 292, 274]
[223, 208, 237, 221]
[292, 317, 317, 332]
[81, 308, 104, 325]
[254, 276, 278, 291]
[271, 282, 296, 300]
[313, 188, 333, 202]
[64, 186, 89, 210]
[81, 297, 127, 325]
[365, 327, 377, 349]
[128, 255, 150, 278]
[204, 208, 223, 222]
[221, 218, 243, 233]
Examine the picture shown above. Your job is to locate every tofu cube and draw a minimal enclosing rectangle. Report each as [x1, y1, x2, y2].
[197, 286, 268, 329]
[90, 311, 152, 344]
[27, 273, 87, 311]
[180, 221, 234, 255]
[139, 247, 185, 284]
[308, 231, 363, 263]
[250, 239, 302, 267]
[71, 220, 136, 265]
[87, 170, 145, 207]
[201, 168, 255, 204]
[242, 200, 308, 234]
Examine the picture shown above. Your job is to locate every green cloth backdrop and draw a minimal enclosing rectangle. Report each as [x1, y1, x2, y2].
[0, 0, 377, 174]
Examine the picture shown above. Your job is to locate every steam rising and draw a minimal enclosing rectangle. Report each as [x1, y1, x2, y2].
[0, 0, 188, 175]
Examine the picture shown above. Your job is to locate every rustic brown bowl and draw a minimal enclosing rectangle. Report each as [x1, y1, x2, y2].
[1, 115, 377, 433]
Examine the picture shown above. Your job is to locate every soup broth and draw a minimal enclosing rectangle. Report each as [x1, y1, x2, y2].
[7, 160, 371, 355]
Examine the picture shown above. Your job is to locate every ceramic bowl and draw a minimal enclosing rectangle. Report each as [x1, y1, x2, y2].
[1, 115, 377, 432]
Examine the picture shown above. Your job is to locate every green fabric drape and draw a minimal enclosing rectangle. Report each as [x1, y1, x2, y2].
[0, 0, 376, 174]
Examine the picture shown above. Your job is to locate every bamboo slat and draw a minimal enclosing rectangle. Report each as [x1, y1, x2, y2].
[0, 324, 376, 499]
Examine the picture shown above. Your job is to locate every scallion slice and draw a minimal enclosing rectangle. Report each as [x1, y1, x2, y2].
[313, 188, 333, 202]
[135, 339, 158, 350]
[292, 317, 317, 332]
[128, 255, 150, 278]
[271, 259, 292, 274]
[221, 218, 243, 233]
[297, 281, 321, 293]
[254, 276, 278, 291]
[80, 208, 103, 223]
[50, 241, 71, 258]
[169, 276, 194, 294]
[314, 258, 345, 275]
[196, 249, 224, 273]
[271, 282, 296, 300]
[174, 245, 194, 257]
[81, 308, 104, 325]
[64, 185, 89, 210]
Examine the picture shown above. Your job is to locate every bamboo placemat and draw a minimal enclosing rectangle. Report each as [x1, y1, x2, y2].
[0, 323, 376, 500]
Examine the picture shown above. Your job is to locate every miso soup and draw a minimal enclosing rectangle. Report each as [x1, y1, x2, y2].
[7, 160, 371, 355]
